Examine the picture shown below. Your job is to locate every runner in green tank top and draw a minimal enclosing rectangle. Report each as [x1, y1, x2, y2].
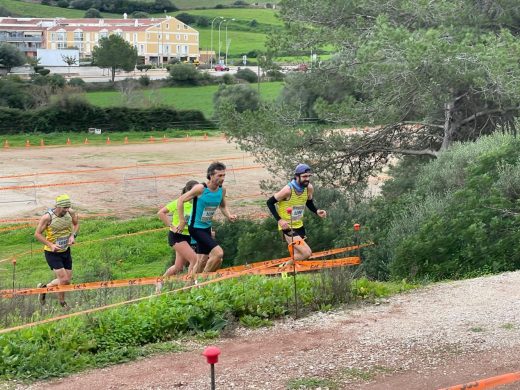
[266, 163, 327, 261]
[34, 194, 79, 310]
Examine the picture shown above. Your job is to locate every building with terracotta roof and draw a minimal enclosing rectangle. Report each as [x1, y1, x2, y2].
[0, 16, 199, 65]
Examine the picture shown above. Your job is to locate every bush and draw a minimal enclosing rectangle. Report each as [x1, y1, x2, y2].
[68, 77, 86, 88]
[175, 12, 196, 25]
[266, 69, 284, 81]
[222, 74, 235, 85]
[131, 11, 149, 18]
[213, 84, 260, 119]
[84, 8, 101, 18]
[37, 69, 50, 76]
[235, 68, 258, 83]
[384, 134, 520, 280]
[136, 64, 152, 72]
[138, 75, 150, 86]
[168, 63, 199, 86]
[0, 97, 212, 133]
[57, 0, 69, 7]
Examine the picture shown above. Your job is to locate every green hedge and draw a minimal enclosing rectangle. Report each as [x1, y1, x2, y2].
[0, 103, 214, 133]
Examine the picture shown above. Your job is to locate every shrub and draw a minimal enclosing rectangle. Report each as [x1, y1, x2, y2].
[131, 11, 149, 18]
[36, 69, 50, 76]
[168, 63, 199, 86]
[84, 8, 101, 18]
[235, 68, 258, 83]
[138, 75, 150, 86]
[57, 0, 69, 7]
[68, 77, 86, 88]
[213, 84, 261, 118]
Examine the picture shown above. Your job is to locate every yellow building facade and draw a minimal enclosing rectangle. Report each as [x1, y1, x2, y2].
[45, 16, 199, 65]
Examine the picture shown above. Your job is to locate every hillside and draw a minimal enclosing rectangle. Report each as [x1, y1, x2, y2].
[21, 271, 520, 389]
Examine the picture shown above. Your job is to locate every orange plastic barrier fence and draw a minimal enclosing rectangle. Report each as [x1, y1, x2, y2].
[0, 155, 246, 180]
[0, 254, 334, 335]
[438, 371, 520, 390]
[0, 245, 369, 298]
[0, 165, 262, 191]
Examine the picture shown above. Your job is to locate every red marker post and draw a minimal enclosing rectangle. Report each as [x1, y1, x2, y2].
[203, 346, 221, 390]
[354, 223, 361, 260]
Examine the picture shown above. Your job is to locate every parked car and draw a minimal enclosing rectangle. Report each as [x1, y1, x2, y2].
[214, 64, 230, 71]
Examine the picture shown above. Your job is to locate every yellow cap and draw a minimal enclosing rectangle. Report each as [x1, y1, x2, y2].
[55, 194, 71, 208]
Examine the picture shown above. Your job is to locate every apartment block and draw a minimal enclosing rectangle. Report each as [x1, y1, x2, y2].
[0, 16, 199, 65]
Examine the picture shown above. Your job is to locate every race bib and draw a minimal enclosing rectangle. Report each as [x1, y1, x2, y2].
[201, 206, 218, 222]
[56, 235, 69, 249]
[291, 205, 305, 220]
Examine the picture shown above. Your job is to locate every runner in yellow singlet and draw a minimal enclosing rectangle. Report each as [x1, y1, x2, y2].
[266, 164, 327, 260]
[34, 194, 79, 309]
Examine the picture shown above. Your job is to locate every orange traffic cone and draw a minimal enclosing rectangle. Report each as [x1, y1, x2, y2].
[149, 135, 155, 143]
[66, 138, 71, 145]
[25, 139, 30, 148]
[106, 137, 111, 145]
[204, 133, 208, 140]
[124, 136, 128, 144]
[40, 139, 45, 147]
[84, 138, 89, 144]
[3, 140, 9, 149]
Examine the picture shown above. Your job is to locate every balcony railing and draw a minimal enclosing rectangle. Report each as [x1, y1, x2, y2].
[0, 36, 42, 43]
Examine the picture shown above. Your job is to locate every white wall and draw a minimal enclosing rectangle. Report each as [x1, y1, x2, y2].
[36, 49, 80, 67]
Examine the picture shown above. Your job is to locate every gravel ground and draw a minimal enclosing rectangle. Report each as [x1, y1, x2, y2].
[14, 271, 520, 389]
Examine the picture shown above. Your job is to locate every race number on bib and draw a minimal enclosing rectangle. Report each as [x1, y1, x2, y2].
[201, 206, 218, 222]
[291, 205, 305, 220]
[56, 236, 69, 249]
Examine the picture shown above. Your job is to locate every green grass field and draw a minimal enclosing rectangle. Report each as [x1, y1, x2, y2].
[198, 28, 268, 58]
[1, 0, 120, 18]
[168, 8, 283, 26]
[173, 0, 280, 9]
[84, 81, 284, 117]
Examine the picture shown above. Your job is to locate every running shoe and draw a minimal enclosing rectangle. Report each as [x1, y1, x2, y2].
[37, 283, 46, 305]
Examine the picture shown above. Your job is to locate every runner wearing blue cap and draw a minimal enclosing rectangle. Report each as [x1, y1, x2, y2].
[266, 163, 327, 260]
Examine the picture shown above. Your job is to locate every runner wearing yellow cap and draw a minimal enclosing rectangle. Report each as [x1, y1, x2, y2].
[34, 194, 79, 309]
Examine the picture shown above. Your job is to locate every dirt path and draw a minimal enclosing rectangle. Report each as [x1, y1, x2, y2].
[0, 138, 270, 221]
[19, 271, 520, 390]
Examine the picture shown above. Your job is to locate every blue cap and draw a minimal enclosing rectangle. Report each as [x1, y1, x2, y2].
[295, 163, 311, 175]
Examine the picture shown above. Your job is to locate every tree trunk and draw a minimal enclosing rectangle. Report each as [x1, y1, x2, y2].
[440, 100, 455, 152]
[111, 66, 116, 83]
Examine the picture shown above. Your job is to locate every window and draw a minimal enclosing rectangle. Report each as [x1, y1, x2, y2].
[158, 33, 162, 40]
[176, 34, 180, 40]
[184, 34, 188, 40]
[146, 33, 150, 40]
[177, 24, 180, 30]
[51, 33, 55, 41]
[165, 33, 169, 40]
[57, 42, 66, 49]
[182, 45, 188, 54]
[57, 31, 66, 41]
[183, 24, 188, 29]
[165, 44, 170, 53]
[134, 33, 137, 42]
[73, 31, 83, 41]
[166, 23, 169, 29]
[140, 44, 144, 53]
[176, 44, 180, 53]
[100, 31, 108, 39]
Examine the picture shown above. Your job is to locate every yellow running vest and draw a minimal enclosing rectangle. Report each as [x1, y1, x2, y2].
[44, 210, 73, 252]
[278, 186, 308, 229]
